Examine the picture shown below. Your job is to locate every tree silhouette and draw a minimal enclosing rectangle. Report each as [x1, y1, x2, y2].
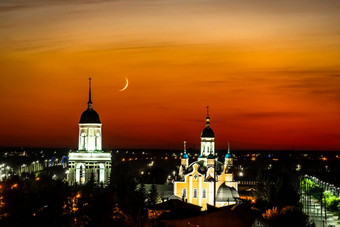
[148, 183, 161, 206]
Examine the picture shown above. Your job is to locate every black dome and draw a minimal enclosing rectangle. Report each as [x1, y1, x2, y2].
[201, 127, 215, 138]
[216, 184, 239, 202]
[79, 108, 101, 123]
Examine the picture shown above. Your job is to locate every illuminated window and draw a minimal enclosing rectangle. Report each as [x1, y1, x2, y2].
[98, 163, 105, 182]
[182, 188, 187, 198]
[79, 165, 84, 183]
[95, 133, 100, 150]
[76, 163, 86, 184]
[81, 133, 86, 150]
[193, 189, 197, 198]
[202, 189, 206, 198]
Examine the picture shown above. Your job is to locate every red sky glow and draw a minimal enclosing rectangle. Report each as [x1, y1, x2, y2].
[0, 0, 339, 150]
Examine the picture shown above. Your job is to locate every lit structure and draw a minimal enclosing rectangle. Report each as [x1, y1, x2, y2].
[174, 107, 239, 210]
[68, 78, 111, 185]
[0, 164, 12, 181]
[199, 107, 215, 158]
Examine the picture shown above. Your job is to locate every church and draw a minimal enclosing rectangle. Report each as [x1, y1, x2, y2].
[173, 108, 239, 210]
[68, 78, 111, 185]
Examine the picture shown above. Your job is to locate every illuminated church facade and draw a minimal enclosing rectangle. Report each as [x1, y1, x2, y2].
[68, 78, 111, 185]
[173, 108, 239, 210]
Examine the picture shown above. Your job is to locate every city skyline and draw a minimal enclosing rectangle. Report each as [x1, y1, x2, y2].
[0, 0, 339, 150]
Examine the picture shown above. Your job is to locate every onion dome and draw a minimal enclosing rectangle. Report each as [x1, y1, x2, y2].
[201, 106, 215, 138]
[225, 142, 231, 158]
[80, 109, 101, 123]
[207, 153, 215, 159]
[225, 152, 231, 159]
[216, 184, 239, 202]
[79, 77, 101, 124]
[201, 127, 215, 138]
[182, 141, 189, 159]
[182, 151, 189, 159]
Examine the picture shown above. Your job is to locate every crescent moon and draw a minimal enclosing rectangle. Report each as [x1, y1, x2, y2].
[119, 77, 129, 92]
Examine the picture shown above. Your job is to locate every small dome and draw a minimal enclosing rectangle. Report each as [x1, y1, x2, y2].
[182, 153, 189, 159]
[216, 184, 239, 202]
[198, 166, 207, 174]
[207, 154, 215, 159]
[201, 127, 215, 138]
[230, 187, 240, 199]
[79, 108, 101, 123]
[225, 153, 232, 159]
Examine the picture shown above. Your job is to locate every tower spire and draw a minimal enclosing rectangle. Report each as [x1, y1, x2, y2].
[88, 77, 93, 109]
[182, 141, 188, 159]
[228, 141, 230, 153]
[206, 105, 210, 127]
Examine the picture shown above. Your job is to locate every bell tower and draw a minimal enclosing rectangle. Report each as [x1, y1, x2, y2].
[68, 78, 111, 186]
[78, 78, 102, 151]
[200, 106, 215, 158]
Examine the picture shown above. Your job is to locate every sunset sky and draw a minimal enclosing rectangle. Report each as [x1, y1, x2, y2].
[0, 0, 339, 150]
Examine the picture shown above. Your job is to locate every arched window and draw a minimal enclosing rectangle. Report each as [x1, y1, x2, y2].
[182, 188, 187, 198]
[95, 133, 100, 150]
[81, 133, 86, 150]
[79, 165, 84, 183]
[202, 188, 207, 199]
[193, 189, 197, 198]
[76, 163, 86, 184]
[98, 163, 105, 183]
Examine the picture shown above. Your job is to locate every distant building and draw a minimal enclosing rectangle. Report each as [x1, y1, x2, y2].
[173, 107, 239, 210]
[68, 78, 111, 185]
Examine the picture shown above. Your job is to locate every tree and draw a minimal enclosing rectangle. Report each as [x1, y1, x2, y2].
[254, 165, 300, 209]
[263, 206, 311, 227]
[148, 183, 161, 206]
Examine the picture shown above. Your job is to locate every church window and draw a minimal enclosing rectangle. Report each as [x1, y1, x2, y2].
[95, 133, 100, 150]
[182, 188, 187, 198]
[80, 165, 83, 182]
[202, 189, 207, 198]
[81, 133, 86, 150]
[79, 164, 85, 183]
[193, 174, 198, 180]
[98, 163, 105, 182]
[193, 189, 197, 198]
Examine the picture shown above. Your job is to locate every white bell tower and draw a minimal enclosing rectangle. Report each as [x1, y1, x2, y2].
[68, 78, 111, 186]
[200, 106, 215, 157]
[78, 78, 102, 152]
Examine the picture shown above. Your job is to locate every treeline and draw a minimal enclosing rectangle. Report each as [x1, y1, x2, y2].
[0, 163, 159, 226]
[252, 162, 311, 227]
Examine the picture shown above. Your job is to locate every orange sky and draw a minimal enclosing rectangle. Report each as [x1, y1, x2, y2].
[0, 0, 339, 150]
